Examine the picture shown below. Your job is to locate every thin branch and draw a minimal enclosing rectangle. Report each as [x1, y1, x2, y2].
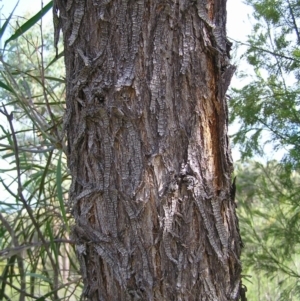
[0, 143, 55, 153]
[0, 59, 54, 142]
[0, 181, 19, 206]
[229, 38, 300, 63]
[38, 15, 59, 140]
[287, 0, 300, 45]
[257, 117, 300, 149]
[266, 22, 288, 92]
[0, 280, 39, 299]
[0, 213, 25, 301]
[0, 212, 18, 249]
[0, 104, 59, 286]
[0, 239, 74, 259]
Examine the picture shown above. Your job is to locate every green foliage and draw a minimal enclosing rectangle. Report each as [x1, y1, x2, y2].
[230, 0, 300, 166]
[3, 1, 53, 49]
[230, 0, 300, 299]
[236, 161, 300, 300]
[0, 4, 81, 300]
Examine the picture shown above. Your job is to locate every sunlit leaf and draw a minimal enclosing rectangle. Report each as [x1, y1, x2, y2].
[4, 1, 53, 49]
[0, 1, 19, 41]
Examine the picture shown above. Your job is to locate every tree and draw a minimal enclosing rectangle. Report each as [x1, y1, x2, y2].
[0, 5, 81, 300]
[229, 0, 300, 299]
[235, 160, 300, 301]
[55, 0, 243, 300]
[230, 0, 300, 167]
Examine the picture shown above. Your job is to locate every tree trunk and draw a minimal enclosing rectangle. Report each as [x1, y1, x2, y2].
[55, 0, 242, 299]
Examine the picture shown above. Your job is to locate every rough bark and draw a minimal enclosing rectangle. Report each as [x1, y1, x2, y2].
[55, 0, 242, 300]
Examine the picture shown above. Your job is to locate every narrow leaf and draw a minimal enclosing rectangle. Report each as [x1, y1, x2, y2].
[46, 220, 58, 263]
[38, 150, 53, 201]
[0, 256, 17, 300]
[25, 273, 51, 282]
[0, 80, 14, 93]
[56, 150, 68, 226]
[46, 51, 64, 69]
[4, 1, 53, 49]
[0, 1, 19, 40]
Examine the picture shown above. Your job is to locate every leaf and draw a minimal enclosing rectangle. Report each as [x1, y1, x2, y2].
[35, 287, 60, 301]
[0, 80, 14, 93]
[0, 256, 17, 300]
[1, 152, 15, 159]
[4, 1, 53, 49]
[0, 201, 16, 210]
[38, 150, 53, 201]
[0, 125, 13, 146]
[0, 1, 19, 40]
[46, 220, 58, 263]
[56, 150, 68, 226]
[25, 273, 51, 283]
[43, 76, 65, 83]
[46, 51, 64, 69]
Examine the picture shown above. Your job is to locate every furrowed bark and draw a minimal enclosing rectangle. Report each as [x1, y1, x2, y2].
[55, 0, 242, 300]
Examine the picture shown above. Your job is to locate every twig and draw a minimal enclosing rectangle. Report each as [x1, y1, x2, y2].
[0, 143, 55, 153]
[229, 38, 300, 63]
[38, 12, 59, 140]
[0, 239, 74, 259]
[0, 104, 59, 293]
[0, 213, 25, 301]
[287, 0, 300, 45]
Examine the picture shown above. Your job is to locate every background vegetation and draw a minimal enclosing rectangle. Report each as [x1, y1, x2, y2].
[230, 0, 300, 300]
[0, 2, 81, 300]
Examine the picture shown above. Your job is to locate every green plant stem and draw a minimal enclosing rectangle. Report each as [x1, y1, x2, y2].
[0, 104, 60, 299]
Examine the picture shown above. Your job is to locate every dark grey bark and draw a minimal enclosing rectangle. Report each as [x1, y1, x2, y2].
[55, 0, 242, 300]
